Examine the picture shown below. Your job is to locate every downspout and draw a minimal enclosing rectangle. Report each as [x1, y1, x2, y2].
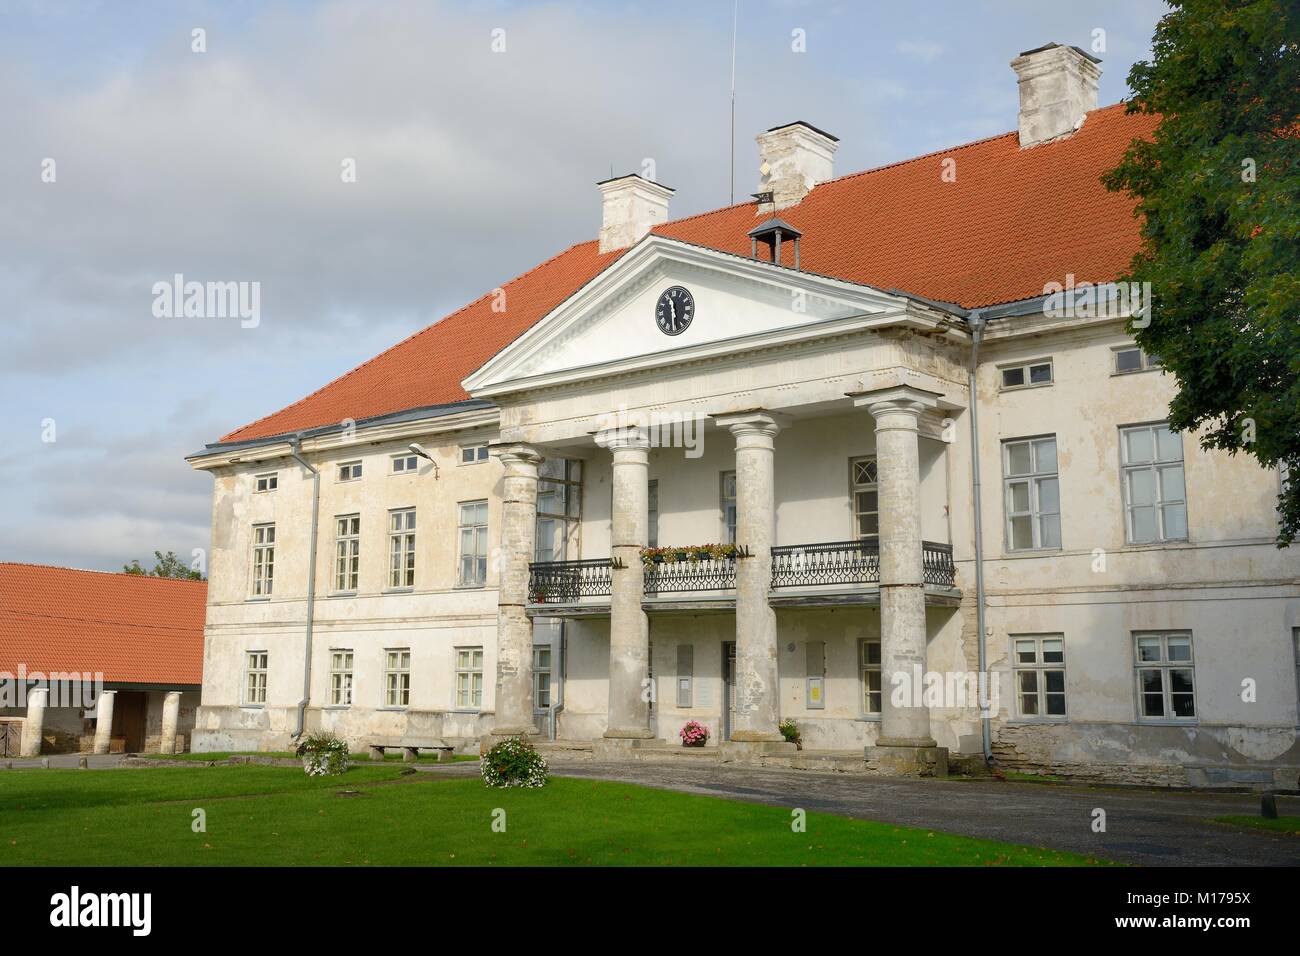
[288, 436, 320, 741]
[966, 311, 993, 766]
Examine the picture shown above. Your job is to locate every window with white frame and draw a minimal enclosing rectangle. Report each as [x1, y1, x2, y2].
[251, 524, 275, 596]
[1120, 423, 1187, 543]
[860, 639, 881, 716]
[337, 460, 363, 482]
[384, 649, 410, 708]
[388, 508, 416, 588]
[720, 471, 737, 544]
[1000, 359, 1053, 390]
[456, 647, 484, 708]
[333, 514, 360, 592]
[851, 457, 879, 539]
[391, 453, 419, 474]
[1113, 346, 1161, 374]
[244, 651, 268, 705]
[1013, 635, 1066, 718]
[1135, 632, 1195, 720]
[254, 472, 278, 493]
[458, 500, 489, 586]
[330, 650, 353, 706]
[533, 645, 552, 709]
[1003, 436, 1061, 551]
[460, 443, 489, 464]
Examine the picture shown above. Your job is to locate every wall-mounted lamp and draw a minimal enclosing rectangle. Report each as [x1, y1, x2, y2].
[409, 442, 440, 480]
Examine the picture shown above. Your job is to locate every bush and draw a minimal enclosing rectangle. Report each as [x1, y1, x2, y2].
[298, 731, 349, 776]
[778, 719, 802, 749]
[481, 736, 549, 788]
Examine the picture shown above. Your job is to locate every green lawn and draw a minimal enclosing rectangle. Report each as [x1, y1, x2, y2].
[149, 751, 478, 765]
[1214, 815, 1300, 835]
[0, 765, 1111, 866]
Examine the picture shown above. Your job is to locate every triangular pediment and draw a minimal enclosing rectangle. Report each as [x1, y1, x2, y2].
[463, 235, 922, 397]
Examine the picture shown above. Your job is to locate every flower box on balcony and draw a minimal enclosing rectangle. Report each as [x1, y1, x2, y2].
[640, 544, 743, 567]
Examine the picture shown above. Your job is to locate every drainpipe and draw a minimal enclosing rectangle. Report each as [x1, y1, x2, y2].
[966, 311, 993, 766]
[288, 436, 320, 741]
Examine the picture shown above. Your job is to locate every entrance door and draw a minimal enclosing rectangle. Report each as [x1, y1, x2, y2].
[112, 691, 148, 752]
[722, 642, 737, 741]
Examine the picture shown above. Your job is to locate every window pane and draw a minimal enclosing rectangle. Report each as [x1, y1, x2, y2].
[1116, 348, 1142, 373]
[1020, 692, 1039, 716]
[865, 642, 881, 665]
[1166, 636, 1192, 662]
[1010, 515, 1033, 550]
[1018, 671, 1038, 693]
[1139, 669, 1164, 694]
[1015, 640, 1037, 663]
[1127, 468, 1155, 507]
[1124, 427, 1153, 463]
[1141, 693, 1165, 717]
[1037, 476, 1060, 514]
[1041, 639, 1064, 663]
[1033, 439, 1057, 474]
[1029, 363, 1052, 384]
[1002, 367, 1025, 388]
[1009, 481, 1031, 513]
[1158, 465, 1185, 502]
[1162, 503, 1188, 540]
[1130, 506, 1157, 542]
[1039, 513, 1061, 549]
[1155, 426, 1181, 462]
[1137, 638, 1163, 663]
[1045, 670, 1065, 693]
[1169, 668, 1194, 694]
[1007, 443, 1032, 476]
[1045, 693, 1066, 716]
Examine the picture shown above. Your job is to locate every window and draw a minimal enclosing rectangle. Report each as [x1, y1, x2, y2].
[533, 645, 552, 709]
[330, 650, 353, 706]
[333, 515, 360, 592]
[458, 500, 489, 586]
[1135, 632, 1195, 720]
[1000, 359, 1054, 390]
[1113, 346, 1161, 374]
[647, 479, 659, 549]
[254, 472, 278, 493]
[1013, 635, 1066, 718]
[1120, 423, 1187, 543]
[851, 457, 879, 539]
[251, 524, 275, 596]
[384, 649, 410, 708]
[861, 639, 881, 716]
[676, 644, 693, 708]
[460, 443, 489, 464]
[388, 508, 416, 588]
[338, 460, 363, 482]
[720, 471, 737, 544]
[244, 651, 268, 705]
[1003, 437, 1061, 550]
[456, 647, 484, 708]
[391, 454, 419, 474]
[536, 460, 582, 562]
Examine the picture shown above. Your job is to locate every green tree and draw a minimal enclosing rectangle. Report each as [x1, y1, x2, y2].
[1102, 0, 1300, 545]
[122, 550, 204, 580]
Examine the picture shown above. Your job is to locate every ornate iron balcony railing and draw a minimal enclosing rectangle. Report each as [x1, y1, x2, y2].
[527, 558, 619, 604]
[922, 542, 957, 588]
[770, 538, 880, 588]
[643, 551, 740, 594]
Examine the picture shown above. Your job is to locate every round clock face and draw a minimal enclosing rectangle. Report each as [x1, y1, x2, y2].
[655, 286, 694, 336]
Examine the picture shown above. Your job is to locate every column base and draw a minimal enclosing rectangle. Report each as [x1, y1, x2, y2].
[482, 727, 541, 750]
[592, 736, 658, 759]
[727, 730, 787, 744]
[864, 743, 949, 778]
[719, 739, 798, 757]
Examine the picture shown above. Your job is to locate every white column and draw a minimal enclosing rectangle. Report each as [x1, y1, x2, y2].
[92, 689, 117, 755]
[20, 687, 49, 757]
[855, 386, 940, 748]
[160, 691, 182, 754]
[604, 428, 653, 739]
[491, 444, 543, 737]
[716, 411, 787, 743]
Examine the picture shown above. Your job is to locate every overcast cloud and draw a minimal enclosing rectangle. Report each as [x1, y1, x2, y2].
[0, 0, 1167, 570]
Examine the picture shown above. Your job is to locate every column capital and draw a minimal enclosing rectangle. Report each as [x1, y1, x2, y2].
[848, 385, 943, 420]
[490, 442, 543, 469]
[597, 425, 651, 454]
[712, 410, 788, 443]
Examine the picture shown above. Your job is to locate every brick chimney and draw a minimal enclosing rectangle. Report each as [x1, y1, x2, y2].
[1010, 43, 1102, 148]
[755, 121, 838, 211]
[597, 174, 674, 253]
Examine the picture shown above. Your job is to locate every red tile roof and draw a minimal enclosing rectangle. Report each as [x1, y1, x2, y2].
[220, 103, 1156, 444]
[0, 564, 206, 686]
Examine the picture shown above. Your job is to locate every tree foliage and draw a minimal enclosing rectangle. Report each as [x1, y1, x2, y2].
[122, 550, 204, 580]
[1102, 0, 1300, 545]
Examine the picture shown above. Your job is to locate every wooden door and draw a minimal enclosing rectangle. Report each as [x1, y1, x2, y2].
[112, 692, 148, 752]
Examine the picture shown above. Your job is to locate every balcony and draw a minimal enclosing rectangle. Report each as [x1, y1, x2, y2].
[528, 538, 957, 614]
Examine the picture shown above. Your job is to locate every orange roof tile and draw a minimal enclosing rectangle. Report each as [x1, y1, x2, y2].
[219, 103, 1156, 445]
[0, 563, 206, 686]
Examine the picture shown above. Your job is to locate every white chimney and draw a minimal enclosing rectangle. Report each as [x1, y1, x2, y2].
[755, 121, 838, 211]
[1010, 43, 1102, 148]
[597, 174, 674, 253]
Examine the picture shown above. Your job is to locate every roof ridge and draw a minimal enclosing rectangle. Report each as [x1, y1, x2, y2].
[0, 561, 208, 586]
[220, 238, 604, 443]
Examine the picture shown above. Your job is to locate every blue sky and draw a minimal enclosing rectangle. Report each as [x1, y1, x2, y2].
[0, 0, 1168, 571]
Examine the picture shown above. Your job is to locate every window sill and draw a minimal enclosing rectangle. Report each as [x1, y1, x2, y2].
[454, 583, 487, 590]
[240, 704, 265, 710]
[855, 714, 882, 723]
[321, 705, 352, 711]
[449, 707, 482, 715]
[376, 706, 409, 713]
[1002, 546, 1063, 557]
[1124, 538, 1191, 549]
[245, 596, 271, 603]
[1135, 718, 1198, 727]
[999, 382, 1054, 393]
[328, 591, 357, 599]
[383, 587, 415, 595]
[1110, 367, 1160, 377]
[1006, 717, 1068, 725]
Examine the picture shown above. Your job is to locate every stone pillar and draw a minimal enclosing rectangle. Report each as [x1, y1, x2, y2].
[19, 687, 48, 757]
[490, 444, 543, 737]
[160, 691, 182, 754]
[92, 690, 117, 755]
[604, 429, 653, 741]
[716, 411, 789, 746]
[855, 386, 941, 756]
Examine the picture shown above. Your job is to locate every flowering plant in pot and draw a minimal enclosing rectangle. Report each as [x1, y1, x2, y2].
[298, 730, 349, 776]
[678, 720, 709, 747]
